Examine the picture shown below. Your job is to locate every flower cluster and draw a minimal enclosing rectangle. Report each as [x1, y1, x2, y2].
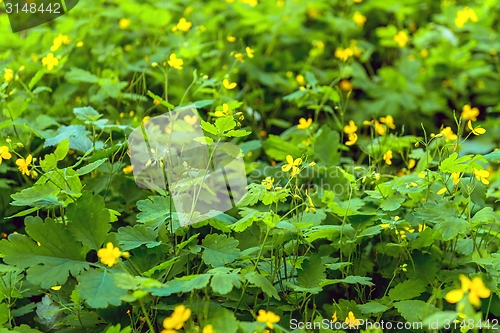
[162, 305, 192, 333]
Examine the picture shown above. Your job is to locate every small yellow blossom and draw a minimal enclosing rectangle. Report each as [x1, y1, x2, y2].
[119, 18, 132, 30]
[282, 155, 302, 177]
[51, 285, 62, 291]
[379, 115, 396, 130]
[344, 120, 358, 134]
[257, 310, 280, 329]
[97, 242, 122, 267]
[234, 53, 244, 63]
[168, 53, 183, 70]
[345, 311, 361, 328]
[473, 168, 489, 185]
[451, 172, 460, 185]
[418, 224, 427, 232]
[383, 150, 393, 165]
[223, 78, 237, 89]
[374, 121, 386, 135]
[309, 162, 316, 167]
[76, 41, 84, 47]
[339, 79, 353, 91]
[401, 263, 408, 272]
[203, 324, 214, 333]
[50, 34, 71, 51]
[0, 146, 12, 164]
[345, 133, 358, 146]
[332, 312, 337, 322]
[467, 120, 486, 135]
[408, 159, 416, 169]
[16, 154, 32, 176]
[3, 68, 14, 82]
[227, 35, 236, 42]
[41, 53, 59, 70]
[335, 47, 354, 62]
[214, 104, 232, 117]
[455, 7, 478, 28]
[246, 46, 254, 58]
[172, 18, 192, 32]
[353, 11, 366, 27]
[162, 305, 192, 332]
[393, 31, 408, 47]
[445, 274, 490, 307]
[441, 126, 458, 140]
[241, 0, 258, 6]
[297, 117, 312, 130]
[296, 74, 305, 86]
[461, 104, 479, 121]
[261, 177, 274, 190]
[123, 165, 134, 174]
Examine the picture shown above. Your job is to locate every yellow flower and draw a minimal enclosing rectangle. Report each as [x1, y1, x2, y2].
[455, 7, 478, 28]
[223, 78, 237, 89]
[16, 154, 32, 176]
[451, 172, 460, 185]
[234, 53, 244, 63]
[344, 120, 358, 134]
[261, 177, 274, 190]
[123, 165, 134, 174]
[353, 11, 366, 27]
[162, 305, 192, 332]
[305, 190, 316, 213]
[297, 117, 312, 130]
[379, 115, 396, 129]
[418, 223, 427, 232]
[203, 324, 214, 333]
[282, 155, 302, 177]
[332, 312, 337, 322]
[374, 120, 386, 135]
[97, 242, 122, 267]
[257, 310, 280, 329]
[383, 150, 393, 165]
[172, 17, 192, 32]
[345, 311, 361, 328]
[339, 79, 353, 91]
[41, 53, 59, 70]
[467, 120, 486, 135]
[3, 68, 14, 82]
[168, 53, 183, 70]
[241, 0, 258, 6]
[214, 103, 232, 117]
[445, 274, 490, 307]
[296, 74, 305, 86]
[437, 187, 447, 195]
[246, 46, 254, 58]
[227, 35, 236, 42]
[51, 285, 62, 291]
[50, 34, 71, 51]
[441, 126, 458, 140]
[119, 18, 131, 30]
[393, 31, 408, 48]
[400, 263, 408, 272]
[0, 146, 12, 164]
[461, 104, 479, 121]
[408, 159, 416, 169]
[345, 133, 358, 146]
[473, 168, 490, 185]
[334, 47, 354, 62]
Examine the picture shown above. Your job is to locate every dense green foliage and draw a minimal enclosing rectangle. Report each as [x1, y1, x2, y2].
[1, 0, 500, 332]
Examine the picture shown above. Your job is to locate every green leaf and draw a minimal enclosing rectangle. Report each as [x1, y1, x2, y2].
[357, 301, 389, 315]
[0, 217, 88, 288]
[193, 100, 215, 108]
[225, 129, 251, 137]
[388, 279, 427, 301]
[321, 276, 374, 287]
[116, 225, 161, 251]
[210, 271, 242, 295]
[0, 303, 8, 326]
[263, 134, 303, 161]
[394, 300, 434, 322]
[221, 142, 241, 158]
[67, 192, 111, 250]
[237, 184, 266, 208]
[77, 270, 125, 308]
[207, 306, 239, 333]
[75, 158, 108, 176]
[313, 125, 340, 165]
[143, 257, 179, 278]
[201, 234, 241, 267]
[54, 138, 70, 161]
[215, 116, 236, 134]
[147, 91, 174, 109]
[297, 254, 325, 293]
[484, 150, 500, 163]
[65, 67, 99, 84]
[422, 311, 458, 329]
[439, 152, 472, 173]
[10, 183, 60, 208]
[74, 106, 102, 122]
[380, 195, 405, 211]
[471, 207, 498, 227]
[136, 196, 171, 229]
[200, 120, 218, 136]
[104, 324, 132, 333]
[245, 272, 280, 300]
